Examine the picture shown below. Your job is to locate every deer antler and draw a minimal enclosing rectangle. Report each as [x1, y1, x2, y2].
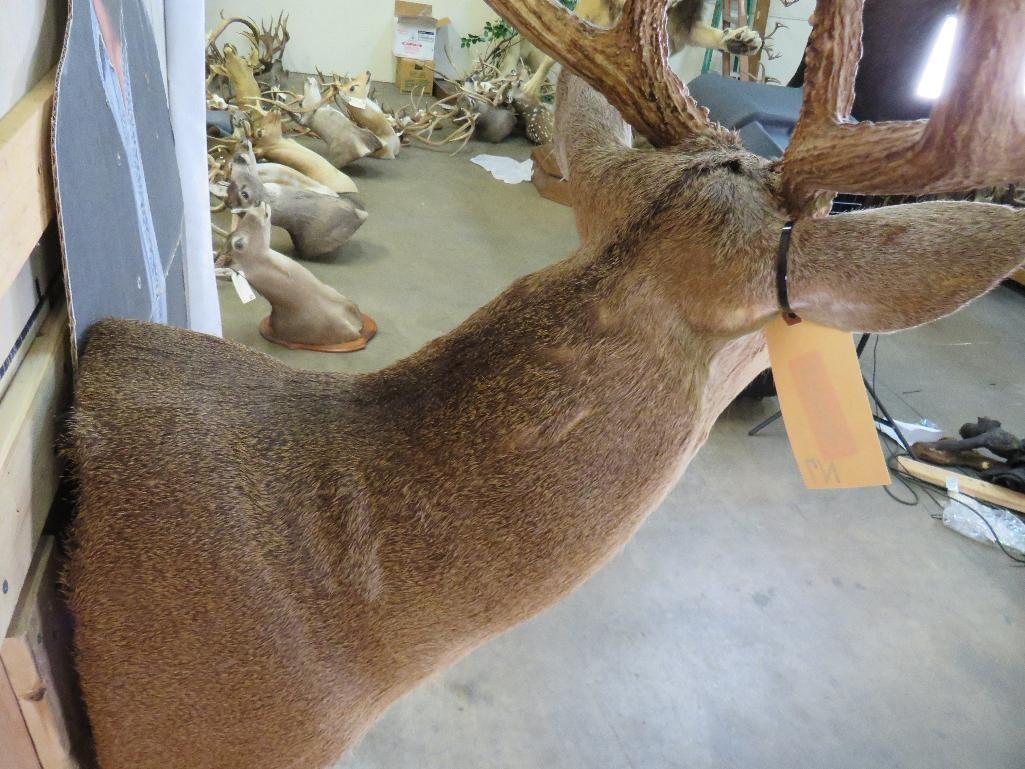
[483, 0, 728, 146]
[241, 13, 291, 74]
[206, 15, 261, 58]
[783, 0, 1025, 218]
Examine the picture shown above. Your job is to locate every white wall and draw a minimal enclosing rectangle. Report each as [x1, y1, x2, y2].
[205, 0, 498, 82]
[205, 0, 812, 87]
[166, 0, 222, 335]
[761, 0, 813, 85]
[0, 2, 66, 116]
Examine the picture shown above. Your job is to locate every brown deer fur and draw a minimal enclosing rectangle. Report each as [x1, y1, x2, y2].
[67, 72, 1025, 769]
[68, 0, 1025, 763]
[254, 162, 338, 196]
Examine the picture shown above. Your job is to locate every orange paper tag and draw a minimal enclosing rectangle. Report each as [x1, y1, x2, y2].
[764, 316, 890, 489]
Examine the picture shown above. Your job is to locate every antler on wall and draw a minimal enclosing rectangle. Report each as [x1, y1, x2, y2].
[483, 0, 730, 146]
[783, 0, 1025, 218]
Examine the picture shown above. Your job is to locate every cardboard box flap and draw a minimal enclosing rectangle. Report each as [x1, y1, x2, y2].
[395, 1, 433, 19]
[394, 1, 437, 62]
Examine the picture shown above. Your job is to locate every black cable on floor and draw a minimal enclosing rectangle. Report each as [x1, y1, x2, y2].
[880, 435, 1025, 567]
[869, 338, 1025, 566]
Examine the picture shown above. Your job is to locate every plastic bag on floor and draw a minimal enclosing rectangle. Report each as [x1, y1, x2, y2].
[942, 492, 1025, 558]
[470, 155, 534, 184]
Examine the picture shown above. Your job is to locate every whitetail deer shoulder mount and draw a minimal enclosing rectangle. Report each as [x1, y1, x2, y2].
[67, 2, 1025, 769]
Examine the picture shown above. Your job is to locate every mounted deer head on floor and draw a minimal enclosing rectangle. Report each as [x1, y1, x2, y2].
[67, 3, 1025, 769]
[298, 77, 383, 168]
[227, 140, 369, 260]
[331, 70, 402, 159]
[217, 203, 376, 351]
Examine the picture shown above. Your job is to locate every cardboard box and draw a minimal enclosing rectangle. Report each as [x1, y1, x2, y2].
[394, 1, 437, 62]
[396, 56, 436, 95]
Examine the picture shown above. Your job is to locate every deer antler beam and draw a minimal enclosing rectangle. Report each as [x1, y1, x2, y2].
[484, 0, 727, 146]
[783, 0, 1025, 218]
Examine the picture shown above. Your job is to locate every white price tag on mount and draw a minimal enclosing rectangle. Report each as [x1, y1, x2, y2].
[209, 180, 229, 197]
[230, 270, 257, 304]
[347, 97, 367, 110]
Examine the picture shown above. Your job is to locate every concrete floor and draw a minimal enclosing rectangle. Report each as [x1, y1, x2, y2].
[217, 95, 1025, 769]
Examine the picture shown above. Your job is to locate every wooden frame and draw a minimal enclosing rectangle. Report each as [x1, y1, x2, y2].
[0, 664, 42, 769]
[3, 538, 86, 769]
[0, 68, 70, 769]
[0, 305, 70, 638]
[0, 70, 56, 301]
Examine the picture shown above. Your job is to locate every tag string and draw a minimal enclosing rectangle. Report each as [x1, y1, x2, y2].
[776, 221, 799, 321]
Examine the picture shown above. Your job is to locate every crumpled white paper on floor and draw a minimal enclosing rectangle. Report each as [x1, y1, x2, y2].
[470, 154, 534, 184]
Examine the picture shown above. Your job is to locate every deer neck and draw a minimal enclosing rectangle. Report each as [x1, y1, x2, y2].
[336, 242, 768, 638]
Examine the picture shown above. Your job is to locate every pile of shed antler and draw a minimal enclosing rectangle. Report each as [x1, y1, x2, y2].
[204, 13, 491, 202]
[205, 14, 403, 207]
[205, 14, 388, 351]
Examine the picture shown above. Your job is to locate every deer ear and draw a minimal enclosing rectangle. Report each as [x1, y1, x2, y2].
[789, 202, 1025, 333]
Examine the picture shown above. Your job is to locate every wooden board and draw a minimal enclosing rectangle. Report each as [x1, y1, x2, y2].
[0, 663, 43, 769]
[897, 457, 1025, 514]
[747, 0, 771, 79]
[0, 71, 56, 303]
[0, 305, 71, 638]
[531, 144, 572, 207]
[2, 537, 85, 769]
[532, 143, 562, 177]
[54, 0, 188, 358]
[532, 164, 573, 207]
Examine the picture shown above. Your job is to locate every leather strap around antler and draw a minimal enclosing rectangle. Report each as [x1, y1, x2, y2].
[484, 0, 728, 146]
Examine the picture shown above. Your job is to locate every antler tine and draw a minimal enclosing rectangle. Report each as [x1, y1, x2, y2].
[919, 0, 1025, 184]
[784, 0, 1025, 218]
[483, 0, 726, 146]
